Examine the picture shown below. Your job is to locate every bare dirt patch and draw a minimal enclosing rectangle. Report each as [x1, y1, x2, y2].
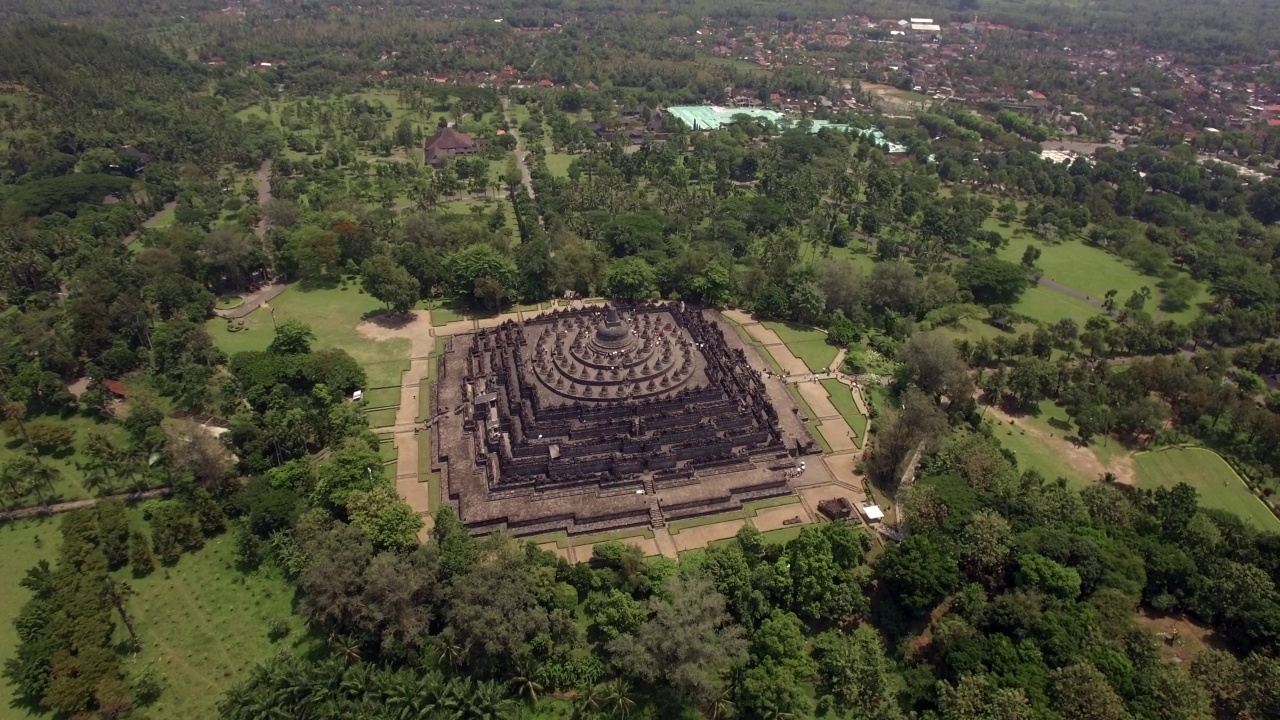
[798, 381, 840, 419]
[1135, 610, 1226, 663]
[356, 309, 430, 342]
[672, 519, 747, 552]
[751, 504, 812, 532]
[983, 403, 1135, 485]
[817, 421, 857, 452]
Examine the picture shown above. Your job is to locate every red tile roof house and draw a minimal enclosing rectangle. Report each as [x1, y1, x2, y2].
[423, 127, 478, 165]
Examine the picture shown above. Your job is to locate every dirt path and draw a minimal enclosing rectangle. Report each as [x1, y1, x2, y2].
[983, 402, 1135, 484]
[122, 200, 178, 245]
[356, 310, 436, 538]
[0, 488, 172, 524]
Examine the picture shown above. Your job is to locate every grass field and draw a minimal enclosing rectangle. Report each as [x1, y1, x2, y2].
[820, 379, 868, 444]
[762, 321, 837, 373]
[987, 400, 1105, 487]
[1134, 447, 1280, 531]
[544, 153, 575, 177]
[0, 517, 64, 718]
[1013, 285, 1101, 326]
[116, 521, 309, 720]
[206, 284, 410, 389]
[994, 229, 1207, 322]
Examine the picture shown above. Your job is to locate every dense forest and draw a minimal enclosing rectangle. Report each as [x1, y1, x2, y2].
[0, 1, 1278, 719]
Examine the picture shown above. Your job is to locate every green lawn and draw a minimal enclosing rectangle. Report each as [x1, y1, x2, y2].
[995, 229, 1205, 319]
[1134, 447, 1280, 531]
[762, 321, 837, 373]
[116, 525, 309, 720]
[1013, 285, 1101, 326]
[820, 379, 868, 444]
[206, 284, 410, 390]
[0, 517, 64, 719]
[989, 414, 1092, 487]
[544, 153, 575, 177]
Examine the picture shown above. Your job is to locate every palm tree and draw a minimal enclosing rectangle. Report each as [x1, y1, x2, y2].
[705, 688, 735, 720]
[434, 634, 470, 672]
[600, 679, 635, 720]
[508, 658, 544, 705]
[28, 455, 61, 504]
[570, 682, 604, 720]
[328, 633, 362, 666]
[103, 579, 139, 647]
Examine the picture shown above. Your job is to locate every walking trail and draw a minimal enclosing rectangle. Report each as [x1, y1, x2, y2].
[0, 488, 172, 524]
[122, 200, 178, 245]
[254, 158, 273, 237]
[357, 310, 437, 540]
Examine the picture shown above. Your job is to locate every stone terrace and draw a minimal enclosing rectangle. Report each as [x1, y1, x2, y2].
[432, 302, 820, 536]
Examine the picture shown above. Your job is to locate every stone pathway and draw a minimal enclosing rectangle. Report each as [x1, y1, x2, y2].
[356, 310, 437, 539]
[254, 158, 273, 237]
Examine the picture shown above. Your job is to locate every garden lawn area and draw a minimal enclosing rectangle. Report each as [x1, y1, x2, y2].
[0, 411, 135, 507]
[1134, 447, 1280, 531]
[990, 414, 1093, 487]
[762, 321, 837, 373]
[996, 236, 1147, 303]
[934, 317, 1034, 345]
[544, 153, 575, 177]
[1013, 285, 1101, 326]
[820, 379, 868, 444]
[206, 284, 410, 390]
[0, 517, 63, 719]
[666, 496, 802, 534]
[116, 526, 309, 720]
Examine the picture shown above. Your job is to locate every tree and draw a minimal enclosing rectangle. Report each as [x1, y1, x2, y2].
[608, 574, 747, 707]
[603, 256, 657, 301]
[937, 674, 1034, 720]
[956, 257, 1029, 305]
[1049, 663, 1132, 720]
[361, 255, 420, 314]
[1015, 554, 1082, 600]
[585, 589, 646, 640]
[269, 320, 315, 355]
[27, 422, 74, 455]
[813, 626, 898, 718]
[1020, 245, 1041, 268]
[129, 530, 155, 578]
[446, 536, 549, 669]
[344, 484, 423, 551]
[102, 579, 140, 648]
[96, 499, 131, 569]
[444, 243, 518, 304]
[873, 534, 959, 614]
[959, 510, 1013, 585]
[897, 331, 973, 399]
[1007, 356, 1056, 407]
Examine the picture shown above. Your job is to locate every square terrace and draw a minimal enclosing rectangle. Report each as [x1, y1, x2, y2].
[430, 303, 821, 536]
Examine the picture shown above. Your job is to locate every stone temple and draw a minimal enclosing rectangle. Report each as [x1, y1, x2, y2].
[430, 302, 820, 536]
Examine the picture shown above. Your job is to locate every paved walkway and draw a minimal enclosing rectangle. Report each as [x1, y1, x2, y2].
[213, 282, 287, 319]
[0, 487, 172, 524]
[356, 310, 437, 540]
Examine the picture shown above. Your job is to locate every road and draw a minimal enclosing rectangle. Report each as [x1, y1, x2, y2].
[254, 158, 273, 237]
[502, 97, 536, 200]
